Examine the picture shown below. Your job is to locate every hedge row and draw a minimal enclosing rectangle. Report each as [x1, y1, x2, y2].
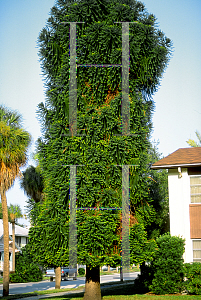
[134, 233, 201, 295]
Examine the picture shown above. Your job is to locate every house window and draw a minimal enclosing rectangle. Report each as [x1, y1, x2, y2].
[193, 240, 201, 262]
[190, 176, 201, 203]
[15, 236, 21, 247]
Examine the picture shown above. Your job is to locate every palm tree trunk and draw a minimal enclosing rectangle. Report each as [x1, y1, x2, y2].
[83, 266, 101, 300]
[12, 222, 15, 272]
[0, 190, 9, 296]
[55, 266, 61, 289]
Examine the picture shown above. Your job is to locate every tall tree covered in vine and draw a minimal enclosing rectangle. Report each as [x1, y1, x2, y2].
[28, 0, 172, 298]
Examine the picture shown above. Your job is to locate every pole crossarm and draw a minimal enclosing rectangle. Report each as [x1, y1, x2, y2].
[76, 207, 122, 210]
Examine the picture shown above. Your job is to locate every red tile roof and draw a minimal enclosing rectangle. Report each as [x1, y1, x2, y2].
[151, 147, 201, 169]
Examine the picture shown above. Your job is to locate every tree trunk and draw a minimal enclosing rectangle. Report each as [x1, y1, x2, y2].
[55, 266, 61, 289]
[0, 190, 9, 296]
[83, 266, 101, 300]
[12, 222, 15, 272]
[120, 265, 123, 282]
[140, 261, 146, 276]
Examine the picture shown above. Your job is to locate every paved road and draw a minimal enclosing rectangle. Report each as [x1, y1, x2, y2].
[0, 272, 140, 295]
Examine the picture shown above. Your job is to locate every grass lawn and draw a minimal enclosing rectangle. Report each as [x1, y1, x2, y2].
[36, 282, 201, 300]
[42, 280, 201, 300]
[45, 283, 201, 300]
[1, 285, 200, 300]
[46, 296, 201, 300]
[100, 267, 140, 276]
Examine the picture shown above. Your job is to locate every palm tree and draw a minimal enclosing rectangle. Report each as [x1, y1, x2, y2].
[20, 164, 44, 224]
[0, 105, 31, 296]
[20, 165, 43, 203]
[8, 204, 23, 272]
[187, 130, 201, 147]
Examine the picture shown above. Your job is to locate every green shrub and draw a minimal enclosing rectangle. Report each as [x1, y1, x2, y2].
[149, 233, 185, 294]
[184, 262, 201, 295]
[10, 246, 43, 283]
[78, 267, 85, 276]
[133, 263, 154, 294]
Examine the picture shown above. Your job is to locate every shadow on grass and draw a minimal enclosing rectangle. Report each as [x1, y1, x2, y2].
[0, 292, 38, 300]
[102, 283, 147, 297]
[44, 282, 147, 300]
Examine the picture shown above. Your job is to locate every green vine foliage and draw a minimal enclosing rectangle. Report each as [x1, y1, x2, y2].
[28, 0, 172, 269]
[130, 223, 157, 265]
[9, 246, 43, 283]
[184, 262, 201, 295]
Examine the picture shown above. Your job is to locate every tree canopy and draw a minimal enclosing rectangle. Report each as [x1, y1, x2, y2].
[8, 204, 23, 223]
[0, 105, 31, 192]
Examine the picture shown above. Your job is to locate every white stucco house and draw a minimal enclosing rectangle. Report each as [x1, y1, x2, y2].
[151, 147, 201, 263]
[0, 219, 29, 272]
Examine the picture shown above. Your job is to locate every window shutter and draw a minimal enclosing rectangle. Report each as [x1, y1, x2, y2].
[189, 204, 201, 238]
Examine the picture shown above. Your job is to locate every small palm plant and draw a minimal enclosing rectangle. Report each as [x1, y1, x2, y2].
[8, 204, 23, 272]
[187, 130, 201, 147]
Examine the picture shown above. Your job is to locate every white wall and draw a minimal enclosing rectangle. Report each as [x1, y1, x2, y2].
[168, 168, 192, 263]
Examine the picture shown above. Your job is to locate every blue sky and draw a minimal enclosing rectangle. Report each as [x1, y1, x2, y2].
[0, 0, 201, 225]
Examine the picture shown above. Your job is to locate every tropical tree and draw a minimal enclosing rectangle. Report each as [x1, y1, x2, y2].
[187, 130, 201, 147]
[28, 0, 172, 298]
[8, 204, 23, 272]
[20, 165, 43, 203]
[0, 105, 31, 296]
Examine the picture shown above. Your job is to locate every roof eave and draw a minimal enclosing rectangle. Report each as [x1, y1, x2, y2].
[151, 163, 201, 170]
